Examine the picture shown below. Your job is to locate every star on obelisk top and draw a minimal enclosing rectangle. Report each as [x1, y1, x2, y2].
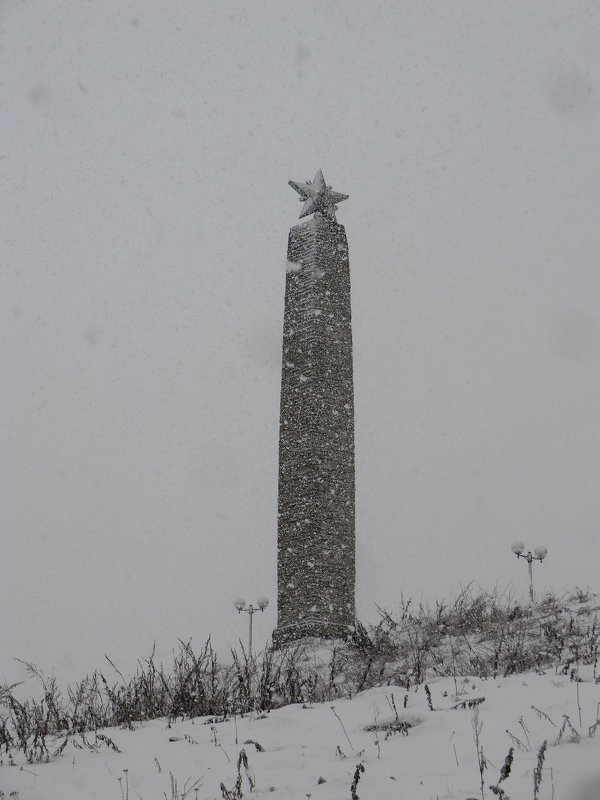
[289, 168, 349, 221]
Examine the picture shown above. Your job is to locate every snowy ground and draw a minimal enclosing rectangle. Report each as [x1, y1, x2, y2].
[3, 668, 600, 800]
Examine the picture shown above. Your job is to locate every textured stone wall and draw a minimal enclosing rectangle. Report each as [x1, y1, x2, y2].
[274, 214, 355, 644]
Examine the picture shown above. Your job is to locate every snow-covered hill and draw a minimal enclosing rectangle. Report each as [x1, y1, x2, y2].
[3, 670, 600, 799]
[2, 592, 599, 799]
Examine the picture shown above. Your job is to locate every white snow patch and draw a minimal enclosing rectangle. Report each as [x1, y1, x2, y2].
[3, 672, 600, 799]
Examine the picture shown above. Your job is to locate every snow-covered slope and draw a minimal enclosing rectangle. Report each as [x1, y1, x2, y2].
[3, 669, 600, 800]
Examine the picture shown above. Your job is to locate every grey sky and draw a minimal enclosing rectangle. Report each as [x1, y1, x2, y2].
[2, 1, 599, 685]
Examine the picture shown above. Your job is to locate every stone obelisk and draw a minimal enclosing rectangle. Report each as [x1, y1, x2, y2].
[274, 169, 355, 644]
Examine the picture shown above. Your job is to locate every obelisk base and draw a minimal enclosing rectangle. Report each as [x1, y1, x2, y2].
[272, 618, 354, 648]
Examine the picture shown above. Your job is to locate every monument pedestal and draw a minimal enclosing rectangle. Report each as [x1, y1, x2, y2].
[272, 619, 353, 648]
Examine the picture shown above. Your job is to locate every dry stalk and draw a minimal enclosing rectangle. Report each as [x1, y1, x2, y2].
[472, 706, 486, 800]
[532, 740, 547, 800]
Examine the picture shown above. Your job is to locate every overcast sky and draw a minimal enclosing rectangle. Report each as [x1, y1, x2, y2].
[2, 1, 600, 687]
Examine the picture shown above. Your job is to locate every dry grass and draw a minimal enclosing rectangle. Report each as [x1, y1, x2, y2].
[1, 587, 598, 765]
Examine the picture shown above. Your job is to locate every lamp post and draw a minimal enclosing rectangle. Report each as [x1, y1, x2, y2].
[233, 597, 269, 655]
[511, 541, 548, 602]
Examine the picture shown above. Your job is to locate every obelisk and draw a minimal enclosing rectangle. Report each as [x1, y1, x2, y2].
[274, 169, 355, 644]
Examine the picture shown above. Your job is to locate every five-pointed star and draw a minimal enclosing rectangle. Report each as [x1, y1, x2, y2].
[289, 169, 349, 220]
